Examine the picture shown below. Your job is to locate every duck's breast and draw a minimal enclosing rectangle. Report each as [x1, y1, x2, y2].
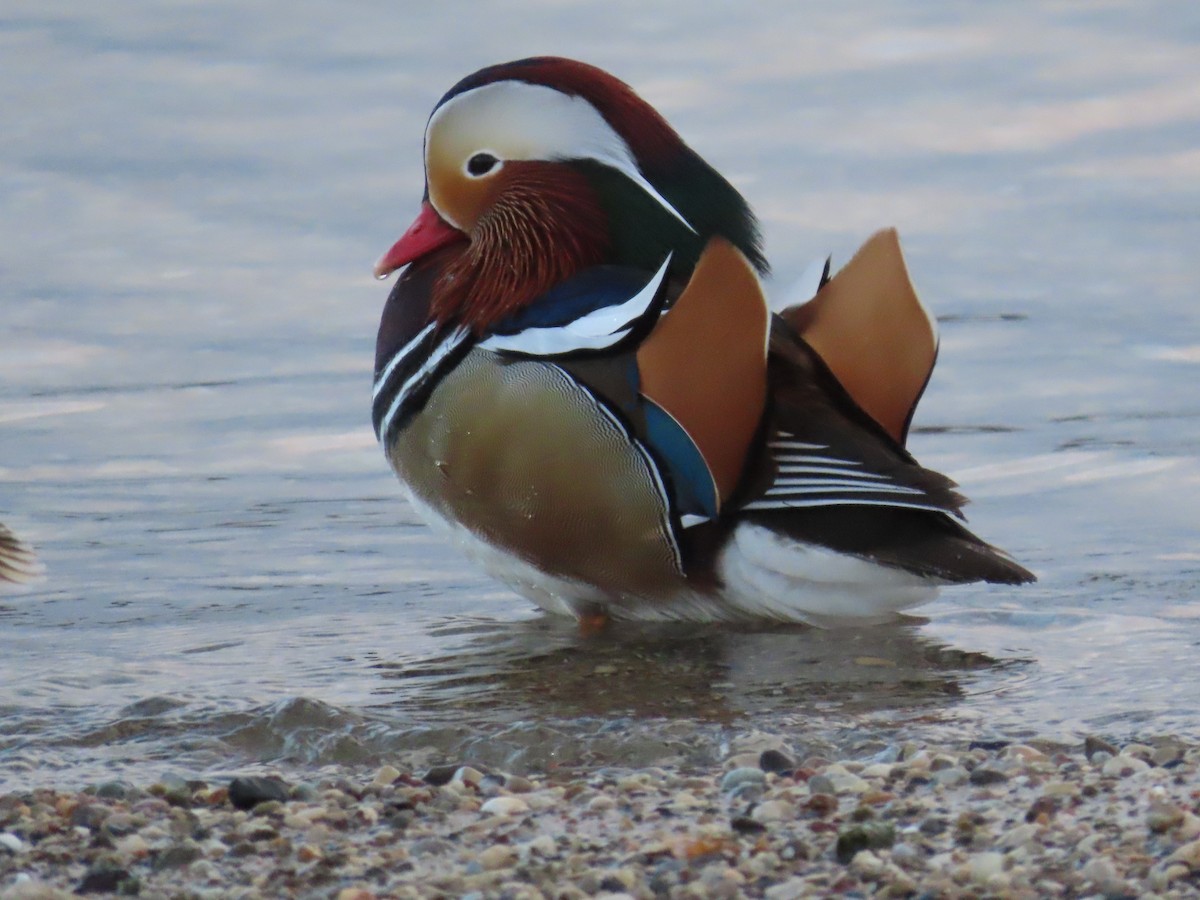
[388, 349, 687, 604]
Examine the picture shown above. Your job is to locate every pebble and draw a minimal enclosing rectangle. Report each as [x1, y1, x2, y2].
[1147, 793, 1185, 832]
[849, 849, 885, 878]
[522, 834, 557, 858]
[967, 851, 1005, 885]
[1004, 744, 1049, 763]
[93, 781, 135, 800]
[1080, 855, 1125, 893]
[372, 765, 401, 787]
[1040, 779, 1079, 798]
[719, 767, 766, 794]
[1179, 812, 1200, 841]
[1123, 741, 1154, 761]
[758, 749, 795, 774]
[672, 790, 703, 809]
[422, 764, 460, 786]
[283, 805, 327, 828]
[859, 762, 894, 779]
[227, 776, 291, 811]
[750, 799, 794, 823]
[1085, 735, 1119, 760]
[76, 865, 136, 894]
[968, 766, 1009, 786]
[505, 775, 534, 793]
[69, 803, 110, 831]
[928, 753, 958, 771]
[1101, 754, 1150, 778]
[290, 782, 318, 802]
[114, 833, 150, 859]
[1166, 837, 1200, 867]
[933, 766, 968, 787]
[764, 877, 808, 900]
[586, 794, 616, 812]
[808, 768, 869, 795]
[1162, 863, 1190, 886]
[732, 815, 767, 835]
[152, 841, 202, 870]
[101, 812, 140, 838]
[806, 773, 835, 795]
[478, 844, 518, 870]
[804, 793, 837, 817]
[453, 766, 485, 787]
[0, 740, 1196, 898]
[835, 822, 894, 864]
[1153, 743, 1183, 766]
[479, 796, 530, 816]
[999, 822, 1041, 849]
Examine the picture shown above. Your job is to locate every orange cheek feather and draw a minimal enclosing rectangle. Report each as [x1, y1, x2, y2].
[430, 162, 610, 333]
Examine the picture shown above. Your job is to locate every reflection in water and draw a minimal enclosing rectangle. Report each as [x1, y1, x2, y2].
[2, 617, 1025, 784]
[374, 616, 1012, 723]
[344, 617, 1025, 773]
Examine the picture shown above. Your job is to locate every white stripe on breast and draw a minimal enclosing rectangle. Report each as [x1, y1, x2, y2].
[373, 321, 437, 401]
[478, 255, 671, 357]
[378, 326, 471, 441]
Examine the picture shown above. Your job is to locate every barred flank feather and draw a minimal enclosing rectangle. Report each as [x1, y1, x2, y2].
[0, 522, 42, 585]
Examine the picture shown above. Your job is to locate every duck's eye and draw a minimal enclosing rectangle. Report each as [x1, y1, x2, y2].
[466, 153, 499, 177]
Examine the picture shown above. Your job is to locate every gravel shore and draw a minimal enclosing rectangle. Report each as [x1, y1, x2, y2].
[2, 736, 1199, 898]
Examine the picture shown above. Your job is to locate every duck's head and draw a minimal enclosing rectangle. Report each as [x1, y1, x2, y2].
[375, 57, 765, 332]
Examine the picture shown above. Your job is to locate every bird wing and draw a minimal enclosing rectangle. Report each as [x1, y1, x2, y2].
[636, 237, 769, 510]
[780, 228, 937, 447]
[740, 318, 964, 518]
[734, 321, 1034, 584]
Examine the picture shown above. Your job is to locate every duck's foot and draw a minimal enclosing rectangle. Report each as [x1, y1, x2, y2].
[576, 604, 610, 637]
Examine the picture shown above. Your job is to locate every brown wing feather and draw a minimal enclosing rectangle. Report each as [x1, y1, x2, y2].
[782, 229, 936, 446]
[636, 238, 769, 507]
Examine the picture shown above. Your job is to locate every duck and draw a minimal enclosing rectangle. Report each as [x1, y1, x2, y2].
[371, 57, 1034, 625]
[0, 521, 40, 586]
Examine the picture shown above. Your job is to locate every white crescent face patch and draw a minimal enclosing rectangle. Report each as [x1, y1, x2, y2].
[425, 80, 694, 233]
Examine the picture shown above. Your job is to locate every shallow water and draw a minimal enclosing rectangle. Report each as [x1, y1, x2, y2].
[1, 2, 1198, 789]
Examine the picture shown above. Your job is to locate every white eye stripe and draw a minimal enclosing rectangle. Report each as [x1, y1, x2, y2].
[428, 81, 695, 233]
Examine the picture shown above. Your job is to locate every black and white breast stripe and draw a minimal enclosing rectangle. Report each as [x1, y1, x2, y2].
[742, 431, 950, 515]
[372, 256, 670, 444]
[372, 325, 473, 443]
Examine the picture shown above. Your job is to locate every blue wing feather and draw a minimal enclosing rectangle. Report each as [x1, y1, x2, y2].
[642, 400, 719, 520]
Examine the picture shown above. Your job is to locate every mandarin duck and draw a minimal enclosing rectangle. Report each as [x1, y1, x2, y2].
[371, 57, 1034, 625]
[0, 521, 40, 586]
